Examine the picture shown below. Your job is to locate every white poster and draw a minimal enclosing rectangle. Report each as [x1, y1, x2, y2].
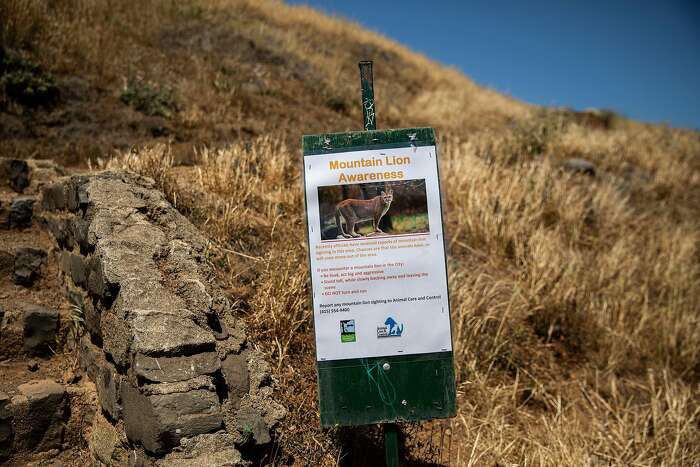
[304, 145, 452, 361]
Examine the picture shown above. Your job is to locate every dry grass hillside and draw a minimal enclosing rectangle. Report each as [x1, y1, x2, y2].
[2, 0, 700, 465]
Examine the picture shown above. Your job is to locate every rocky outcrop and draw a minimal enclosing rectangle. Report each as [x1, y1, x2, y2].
[10, 380, 67, 452]
[563, 158, 596, 177]
[12, 247, 47, 286]
[22, 305, 58, 355]
[0, 159, 30, 193]
[41, 170, 285, 462]
[0, 159, 98, 464]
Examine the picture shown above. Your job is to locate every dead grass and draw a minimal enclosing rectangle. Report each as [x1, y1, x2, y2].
[108, 120, 700, 465]
[5, 0, 700, 465]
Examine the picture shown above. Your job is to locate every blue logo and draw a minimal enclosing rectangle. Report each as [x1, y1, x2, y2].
[377, 317, 403, 338]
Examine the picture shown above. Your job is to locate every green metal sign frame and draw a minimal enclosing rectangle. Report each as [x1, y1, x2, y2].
[302, 127, 456, 427]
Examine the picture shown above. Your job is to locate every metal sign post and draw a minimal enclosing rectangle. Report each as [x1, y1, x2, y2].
[302, 61, 456, 466]
[359, 60, 400, 466]
[359, 60, 376, 131]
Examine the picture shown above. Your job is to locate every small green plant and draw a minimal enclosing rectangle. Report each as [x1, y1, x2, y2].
[120, 78, 178, 118]
[0, 47, 59, 109]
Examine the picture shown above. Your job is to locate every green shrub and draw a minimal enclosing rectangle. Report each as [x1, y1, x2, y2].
[0, 47, 59, 108]
[120, 78, 177, 118]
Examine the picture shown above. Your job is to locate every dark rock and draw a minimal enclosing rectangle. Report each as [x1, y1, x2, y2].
[83, 297, 101, 341]
[77, 336, 100, 375]
[563, 158, 596, 177]
[221, 354, 249, 408]
[0, 392, 13, 459]
[11, 380, 66, 452]
[209, 314, 228, 341]
[58, 250, 71, 275]
[86, 255, 109, 298]
[76, 180, 89, 209]
[0, 250, 13, 278]
[97, 365, 122, 421]
[0, 393, 10, 420]
[42, 182, 68, 211]
[13, 247, 46, 286]
[0, 425, 10, 458]
[79, 337, 121, 420]
[59, 252, 86, 287]
[23, 305, 58, 355]
[41, 177, 87, 212]
[134, 352, 221, 384]
[8, 196, 35, 228]
[45, 215, 71, 248]
[121, 382, 223, 455]
[70, 218, 90, 252]
[1, 159, 30, 192]
[64, 179, 81, 212]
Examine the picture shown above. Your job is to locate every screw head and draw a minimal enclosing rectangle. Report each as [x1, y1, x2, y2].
[382, 362, 390, 371]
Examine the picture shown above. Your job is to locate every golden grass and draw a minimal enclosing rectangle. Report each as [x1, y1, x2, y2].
[5, 0, 700, 464]
[109, 119, 700, 465]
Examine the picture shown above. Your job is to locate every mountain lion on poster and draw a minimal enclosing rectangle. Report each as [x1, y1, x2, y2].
[334, 189, 393, 238]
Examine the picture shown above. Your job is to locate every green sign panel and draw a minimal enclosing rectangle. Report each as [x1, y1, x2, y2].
[302, 127, 456, 427]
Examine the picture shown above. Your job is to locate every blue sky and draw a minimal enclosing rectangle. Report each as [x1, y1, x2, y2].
[288, 0, 700, 129]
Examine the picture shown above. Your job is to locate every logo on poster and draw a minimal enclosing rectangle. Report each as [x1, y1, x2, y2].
[377, 317, 403, 338]
[340, 319, 356, 343]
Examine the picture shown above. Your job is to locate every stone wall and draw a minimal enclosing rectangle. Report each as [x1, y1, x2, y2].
[1, 158, 98, 465]
[41, 171, 285, 464]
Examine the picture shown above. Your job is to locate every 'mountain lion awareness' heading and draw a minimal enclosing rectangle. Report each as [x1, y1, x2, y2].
[328, 155, 411, 183]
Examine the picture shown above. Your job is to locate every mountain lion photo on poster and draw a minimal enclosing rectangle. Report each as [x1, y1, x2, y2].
[317, 179, 429, 240]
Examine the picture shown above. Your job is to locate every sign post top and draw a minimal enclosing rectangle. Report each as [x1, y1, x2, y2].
[359, 60, 376, 131]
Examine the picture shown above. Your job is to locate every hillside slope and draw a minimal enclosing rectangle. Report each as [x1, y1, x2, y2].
[2, 0, 700, 465]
